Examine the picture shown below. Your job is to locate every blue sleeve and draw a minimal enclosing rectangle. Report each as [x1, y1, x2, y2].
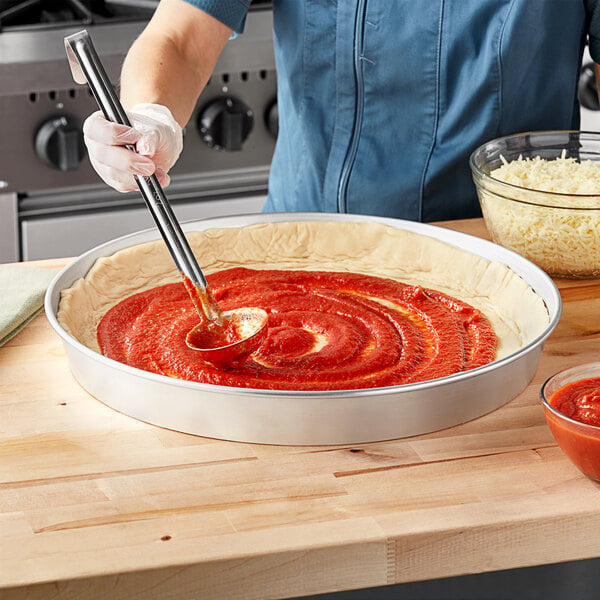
[586, 0, 600, 62]
[182, 0, 251, 34]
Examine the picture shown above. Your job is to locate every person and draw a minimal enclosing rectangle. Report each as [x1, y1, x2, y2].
[82, 5, 600, 598]
[83, 0, 600, 223]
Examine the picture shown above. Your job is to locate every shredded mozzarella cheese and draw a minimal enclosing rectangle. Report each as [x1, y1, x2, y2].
[491, 151, 600, 195]
[478, 154, 600, 277]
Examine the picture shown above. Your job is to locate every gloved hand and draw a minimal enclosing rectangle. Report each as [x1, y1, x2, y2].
[83, 103, 183, 193]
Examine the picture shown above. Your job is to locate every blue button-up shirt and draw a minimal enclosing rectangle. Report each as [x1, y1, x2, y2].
[186, 0, 600, 221]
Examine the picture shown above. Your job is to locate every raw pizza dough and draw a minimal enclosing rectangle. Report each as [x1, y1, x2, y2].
[57, 220, 550, 361]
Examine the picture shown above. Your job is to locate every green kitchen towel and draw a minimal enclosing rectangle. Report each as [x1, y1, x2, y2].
[0, 264, 58, 347]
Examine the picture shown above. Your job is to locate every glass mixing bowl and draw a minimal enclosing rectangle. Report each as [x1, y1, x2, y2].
[541, 362, 600, 482]
[470, 131, 600, 278]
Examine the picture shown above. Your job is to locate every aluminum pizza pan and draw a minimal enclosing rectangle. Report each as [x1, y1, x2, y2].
[45, 212, 562, 446]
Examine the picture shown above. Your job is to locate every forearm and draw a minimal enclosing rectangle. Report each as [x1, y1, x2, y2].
[120, 0, 232, 127]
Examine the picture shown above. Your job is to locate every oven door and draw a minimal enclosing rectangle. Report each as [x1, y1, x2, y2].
[17, 172, 267, 261]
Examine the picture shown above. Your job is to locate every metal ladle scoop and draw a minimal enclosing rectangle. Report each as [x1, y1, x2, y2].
[64, 30, 267, 368]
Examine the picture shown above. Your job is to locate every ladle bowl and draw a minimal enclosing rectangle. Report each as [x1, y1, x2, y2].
[186, 307, 268, 368]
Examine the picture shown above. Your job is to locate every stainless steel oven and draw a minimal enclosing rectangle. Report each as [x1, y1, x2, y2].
[0, 0, 277, 262]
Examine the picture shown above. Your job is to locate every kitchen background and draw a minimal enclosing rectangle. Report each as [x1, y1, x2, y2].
[0, 0, 276, 263]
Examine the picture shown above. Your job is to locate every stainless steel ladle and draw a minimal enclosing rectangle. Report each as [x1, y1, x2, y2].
[64, 30, 267, 367]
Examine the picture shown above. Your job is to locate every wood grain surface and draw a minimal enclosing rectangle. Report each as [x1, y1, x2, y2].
[1, 219, 599, 600]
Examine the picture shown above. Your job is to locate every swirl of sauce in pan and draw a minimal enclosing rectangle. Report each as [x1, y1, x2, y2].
[97, 268, 497, 390]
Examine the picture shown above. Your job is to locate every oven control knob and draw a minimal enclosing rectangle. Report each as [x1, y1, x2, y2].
[35, 115, 85, 171]
[578, 62, 600, 111]
[265, 100, 279, 139]
[198, 97, 254, 151]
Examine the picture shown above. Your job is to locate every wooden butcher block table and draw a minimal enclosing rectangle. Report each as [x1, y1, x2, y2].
[1, 219, 599, 600]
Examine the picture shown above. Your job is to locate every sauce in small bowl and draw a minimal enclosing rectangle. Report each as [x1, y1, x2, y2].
[541, 362, 600, 482]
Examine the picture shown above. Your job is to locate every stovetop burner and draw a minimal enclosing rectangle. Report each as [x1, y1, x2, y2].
[0, 0, 158, 31]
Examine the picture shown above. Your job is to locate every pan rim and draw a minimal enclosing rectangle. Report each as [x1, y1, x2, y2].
[44, 211, 562, 399]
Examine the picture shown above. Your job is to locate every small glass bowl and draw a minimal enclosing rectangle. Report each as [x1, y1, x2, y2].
[470, 131, 600, 279]
[540, 362, 600, 482]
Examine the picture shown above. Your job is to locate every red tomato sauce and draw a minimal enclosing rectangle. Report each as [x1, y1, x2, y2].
[186, 318, 243, 350]
[97, 267, 497, 390]
[549, 377, 600, 427]
[546, 377, 600, 481]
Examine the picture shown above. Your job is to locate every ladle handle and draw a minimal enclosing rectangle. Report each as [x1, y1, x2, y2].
[64, 29, 209, 293]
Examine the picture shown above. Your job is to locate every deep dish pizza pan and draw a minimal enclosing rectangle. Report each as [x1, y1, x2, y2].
[45, 213, 561, 446]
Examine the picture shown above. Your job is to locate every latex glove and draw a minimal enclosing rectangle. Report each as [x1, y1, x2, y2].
[83, 103, 183, 193]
